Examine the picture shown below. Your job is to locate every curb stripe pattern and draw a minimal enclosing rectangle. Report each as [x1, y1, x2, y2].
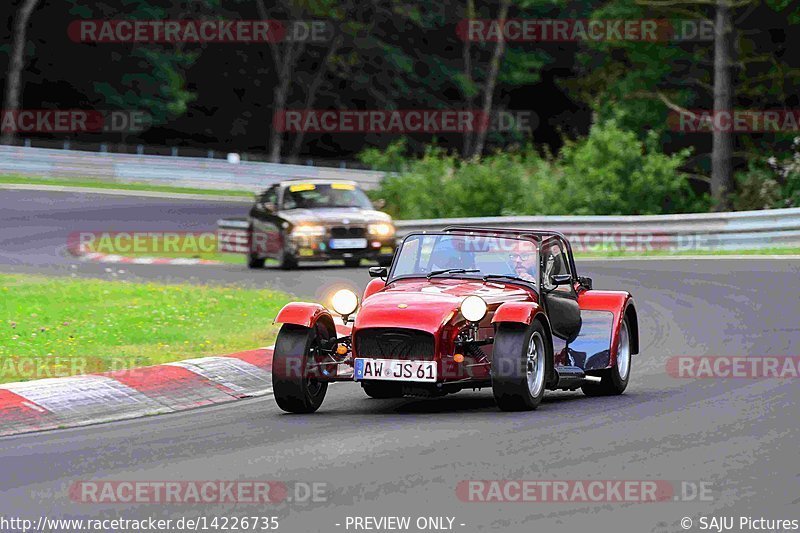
[78, 251, 223, 266]
[0, 348, 275, 438]
[0, 319, 353, 438]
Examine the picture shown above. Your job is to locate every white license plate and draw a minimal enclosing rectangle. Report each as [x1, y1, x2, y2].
[354, 358, 437, 382]
[330, 238, 367, 249]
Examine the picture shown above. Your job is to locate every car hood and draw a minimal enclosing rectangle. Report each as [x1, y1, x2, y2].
[279, 207, 391, 225]
[355, 278, 532, 333]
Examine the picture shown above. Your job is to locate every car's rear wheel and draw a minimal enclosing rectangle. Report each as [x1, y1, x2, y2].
[272, 323, 331, 413]
[344, 258, 361, 268]
[581, 316, 631, 396]
[361, 381, 404, 399]
[247, 253, 265, 269]
[491, 320, 549, 411]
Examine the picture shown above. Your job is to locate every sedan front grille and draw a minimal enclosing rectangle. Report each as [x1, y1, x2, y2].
[330, 226, 366, 239]
[354, 328, 435, 361]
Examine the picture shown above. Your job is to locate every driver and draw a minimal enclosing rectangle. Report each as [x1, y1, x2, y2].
[507, 239, 538, 283]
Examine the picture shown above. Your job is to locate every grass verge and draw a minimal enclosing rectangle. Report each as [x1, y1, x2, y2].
[0, 174, 254, 198]
[0, 274, 293, 384]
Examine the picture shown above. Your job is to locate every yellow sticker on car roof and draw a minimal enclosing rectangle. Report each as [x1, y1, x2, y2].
[331, 183, 355, 190]
[289, 183, 316, 192]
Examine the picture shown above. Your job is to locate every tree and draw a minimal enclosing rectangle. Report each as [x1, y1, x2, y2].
[1, 0, 41, 145]
[574, 0, 800, 209]
[711, 0, 735, 209]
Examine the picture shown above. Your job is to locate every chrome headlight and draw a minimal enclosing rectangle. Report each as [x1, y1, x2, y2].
[367, 223, 395, 237]
[292, 224, 326, 237]
[460, 295, 487, 323]
[331, 289, 359, 317]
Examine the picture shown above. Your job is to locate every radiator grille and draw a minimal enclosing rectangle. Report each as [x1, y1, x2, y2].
[355, 328, 435, 360]
[330, 226, 366, 239]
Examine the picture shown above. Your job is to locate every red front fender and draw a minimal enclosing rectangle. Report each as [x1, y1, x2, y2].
[274, 302, 335, 334]
[492, 302, 545, 326]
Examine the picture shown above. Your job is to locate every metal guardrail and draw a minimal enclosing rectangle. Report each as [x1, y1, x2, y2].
[393, 208, 800, 251]
[219, 207, 800, 253]
[217, 219, 251, 253]
[0, 145, 385, 191]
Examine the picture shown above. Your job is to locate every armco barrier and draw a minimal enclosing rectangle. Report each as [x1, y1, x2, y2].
[218, 219, 251, 253]
[0, 145, 384, 191]
[218, 207, 800, 253]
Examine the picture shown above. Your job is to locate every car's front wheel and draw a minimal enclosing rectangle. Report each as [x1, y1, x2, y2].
[491, 320, 549, 411]
[344, 258, 361, 268]
[582, 316, 632, 396]
[276, 233, 298, 270]
[272, 323, 331, 413]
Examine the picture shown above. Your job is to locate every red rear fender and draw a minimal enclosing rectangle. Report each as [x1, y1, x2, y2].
[577, 290, 639, 360]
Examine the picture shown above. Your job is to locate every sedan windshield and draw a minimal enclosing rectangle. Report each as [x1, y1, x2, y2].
[282, 183, 373, 209]
[391, 233, 540, 283]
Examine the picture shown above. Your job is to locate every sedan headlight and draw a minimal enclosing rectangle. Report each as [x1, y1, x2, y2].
[331, 289, 359, 317]
[367, 223, 395, 237]
[292, 224, 326, 237]
[460, 295, 487, 323]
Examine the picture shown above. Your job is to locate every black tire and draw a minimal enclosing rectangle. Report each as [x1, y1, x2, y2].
[247, 253, 265, 269]
[361, 381, 404, 399]
[272, 323, 331, 413]
[344, 258, 361, 268]
[491, 320, 550, 411]
[581, 316, 632, 396]
[276, 233, 298, 270]
[247, 225, 266, 269]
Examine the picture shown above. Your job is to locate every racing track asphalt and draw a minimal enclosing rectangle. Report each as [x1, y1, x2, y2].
[1, 189, 799, 532]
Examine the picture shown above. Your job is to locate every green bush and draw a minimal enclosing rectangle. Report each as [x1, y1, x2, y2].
[363, 121, 707, 219]
[732, 139, 800, 210]
[554, 121, 704, 215]
[733, 165, 782, 211]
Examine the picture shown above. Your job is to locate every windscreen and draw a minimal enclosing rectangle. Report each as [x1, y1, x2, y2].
[282, 183, 373, 209]
[392, 233, 539, 283]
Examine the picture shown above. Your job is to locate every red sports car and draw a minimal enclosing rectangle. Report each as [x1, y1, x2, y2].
[271, 226, 639, 412]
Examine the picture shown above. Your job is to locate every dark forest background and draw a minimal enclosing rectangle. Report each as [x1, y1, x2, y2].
[3, 0, 800, 215]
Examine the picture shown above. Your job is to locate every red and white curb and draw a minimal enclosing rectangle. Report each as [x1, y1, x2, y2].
[0, 348, 273, 437]
[0, 320, 352, 437]
[76, 250, 224, 266]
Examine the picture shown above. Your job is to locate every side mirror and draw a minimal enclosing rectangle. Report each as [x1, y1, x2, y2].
[578, 276, 593, 290]
[369, 266, 388, 278]
[373, 198, 386, 210]
[551, 274, 572, 286]
[259, 202, 276, 213]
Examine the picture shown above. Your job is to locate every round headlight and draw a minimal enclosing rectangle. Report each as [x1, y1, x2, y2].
[331, 289, 359, 316]
[461, 295, 487, 323]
